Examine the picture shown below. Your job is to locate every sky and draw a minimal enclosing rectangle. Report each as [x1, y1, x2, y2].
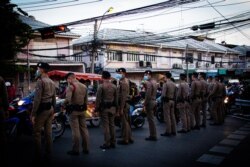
[11, 0, 250, 45]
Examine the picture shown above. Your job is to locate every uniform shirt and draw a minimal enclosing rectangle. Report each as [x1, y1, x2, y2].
[209, 80, 220, 98]
[118, 77, 129, 110]
[177, 80, 189, 101]
[0, 76, 9, 111]
[190, 79, 202, 99]
[200, 79, 208, 98]
[144, 78, 157, 104]
[64, 80, 88, 106]
[218, 82, 226, 98]
[32, 75, 56, 116]
[95, 80, 118, 111]
[161, 79, 176, 100]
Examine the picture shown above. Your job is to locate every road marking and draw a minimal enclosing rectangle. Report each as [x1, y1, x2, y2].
[197, 154, 225, 165]
[220, 139, 241, 146]
[232, 130, 249, 135]
[209, 146, 233, 154]
[227, 134, 246, 140]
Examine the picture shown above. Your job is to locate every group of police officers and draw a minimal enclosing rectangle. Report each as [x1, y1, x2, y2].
[0, 61, 227, 166]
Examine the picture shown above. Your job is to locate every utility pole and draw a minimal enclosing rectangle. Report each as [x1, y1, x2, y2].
[27, 42, 30, 93]
[91, 20, 98, 74]
[185, 44, 189, 81]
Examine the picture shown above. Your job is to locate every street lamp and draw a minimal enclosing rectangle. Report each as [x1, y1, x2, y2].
[91, 7, 113, 74]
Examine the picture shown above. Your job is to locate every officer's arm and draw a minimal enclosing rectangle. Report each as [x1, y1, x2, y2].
[64, 85, 73, 105]
[114, 86, 118, 112]
[95, 85, 102, 111]
[32, 80, 43, 117]
[190, 82, 196, 99]
[209, 83, 218, 98]
[84, 86, 88, 106]
[144, 81, 152, 104]
[176, 84, 182, 99]
[52, 85, 56, 110]
[161, 83, 166, 100]
[120, 81, 129, 109]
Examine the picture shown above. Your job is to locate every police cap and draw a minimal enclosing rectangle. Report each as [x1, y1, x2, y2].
[116, 68, 126, 73]
[102, 71, 111, 79]
[180, 73, 186, 78]
[65, 72, 75, 79]
[37, 62, 50, 70]
[144, 70, 152, 75]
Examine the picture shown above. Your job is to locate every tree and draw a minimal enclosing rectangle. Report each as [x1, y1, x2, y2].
[0, 0, 32, 62]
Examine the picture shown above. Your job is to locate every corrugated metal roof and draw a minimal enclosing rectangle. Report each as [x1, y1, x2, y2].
[19, 15, 80, 37]
[73, 28, 239, 54]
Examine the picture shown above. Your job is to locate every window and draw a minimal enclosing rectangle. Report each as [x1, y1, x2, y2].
[144, 54, 156, 62]
[107, 51, 123, 61]
[198, 53, 202, 61]
[127, 53, 139, 61]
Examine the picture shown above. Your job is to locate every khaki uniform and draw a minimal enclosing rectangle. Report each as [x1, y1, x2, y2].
[64, 80, 89, 153]
[32, 76, 56, 160]
[118, 77, 133, 143]
[208, 80, 223, 124]
[200, 79, 208, 127]
[0, 76, 9, 165]
[95, 80, 118, 147]
[161, 79, 177, 135]
[207, 81, 214, 119]
[190, 79, 202, 129]
[176, 81, 190, 132]
[145, 79, 157, 138]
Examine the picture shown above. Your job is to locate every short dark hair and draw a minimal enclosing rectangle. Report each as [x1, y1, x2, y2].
[192, 72, 198, 78]
[102, 71, 111, 79]
[37, 62, 50, 72]
[65, 72, 75, 79]
[199, 72, 206, 79]
[165, 72, 172, 78]
[180, 73, 186, 80]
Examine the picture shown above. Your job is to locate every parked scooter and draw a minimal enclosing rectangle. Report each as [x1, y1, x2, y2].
[5, 90, 66, 141]
[155, 96, 164, 123]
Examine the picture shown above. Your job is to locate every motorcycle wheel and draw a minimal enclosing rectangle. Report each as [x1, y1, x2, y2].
[52, 116, 66, 140]
[132, 115, 145, 128]
[156, 108, 164, 123]
[90, 117, 100, 127]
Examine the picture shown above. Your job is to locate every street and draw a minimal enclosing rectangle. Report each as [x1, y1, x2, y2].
[6, 115, 250, 167]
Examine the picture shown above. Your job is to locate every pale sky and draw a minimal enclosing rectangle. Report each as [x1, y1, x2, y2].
[11, 0, 250, 45]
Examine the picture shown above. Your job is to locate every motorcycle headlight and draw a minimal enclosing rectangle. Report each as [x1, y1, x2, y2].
[224, 97, 229, 104]
[18, 100, 25, 106]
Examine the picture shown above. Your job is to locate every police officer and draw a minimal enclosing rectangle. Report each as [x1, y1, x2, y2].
[0, 76, 9, 166]
[95, 71, 118, 149]
[31, 62, 56, 162]
[218, 76, 226, 124]
[161, 72, 177, 136]
[199, 72, 208, 128]
[116, 68, 134, 145]
[208, 75, 223, 125]
[63, 72, 89, 155]
[176, 73, 190, 133]
[144, 70, 158, 141]
[190, 72, 202, 130]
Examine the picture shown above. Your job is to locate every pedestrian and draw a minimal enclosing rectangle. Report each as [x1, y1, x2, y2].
[0, 76, 9, 166]
[63, 72, 89, 155]
[199, 72, 208, 128]
[143, 70, 158, 141]
[115, 68, 134, 145]
[176, 73, 191, 133]
[31, 62, 56, 163]
[95, 71, 118, 149]
[161, 72, 177, 136]
[190, 72, 202, 130]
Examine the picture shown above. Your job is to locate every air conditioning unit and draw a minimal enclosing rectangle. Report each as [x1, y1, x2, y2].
[146, 61, 152, 68]
[197, 62, 202, 67]
[139, 61, 145, 67]
[205, 63, 210, 67]
[215, 63, 220, 68]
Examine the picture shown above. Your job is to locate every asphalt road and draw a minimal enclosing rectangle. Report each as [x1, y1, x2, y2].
[6, 115, 250, 167]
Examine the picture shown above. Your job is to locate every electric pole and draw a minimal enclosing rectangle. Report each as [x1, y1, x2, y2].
[91, 20, 98, 74]
[185, 44, 189, 81]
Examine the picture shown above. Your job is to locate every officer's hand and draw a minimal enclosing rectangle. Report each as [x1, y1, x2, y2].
[31, 116, 35, 125]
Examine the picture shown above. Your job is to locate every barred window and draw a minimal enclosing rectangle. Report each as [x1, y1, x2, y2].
[144, 54, 156, 62]
[107, 51, 123, 61]
[127, 53, 139, 61]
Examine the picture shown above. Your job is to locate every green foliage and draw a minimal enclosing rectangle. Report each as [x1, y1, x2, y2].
[0, 0, 32, 61]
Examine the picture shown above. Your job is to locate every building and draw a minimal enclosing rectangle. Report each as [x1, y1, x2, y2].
[73, 28, 241, 85]
[11, 15, 82, 94]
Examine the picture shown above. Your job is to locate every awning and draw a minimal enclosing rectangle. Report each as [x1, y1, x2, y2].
[207, 69, 218, 77]
[218, 69, 227, 75]
[48, 70, 102, 81]
[184, 69, 196, 74]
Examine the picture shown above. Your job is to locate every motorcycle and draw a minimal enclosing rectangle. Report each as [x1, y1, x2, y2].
[5, 90, 66, 142]
[115, 97, 146, 128]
